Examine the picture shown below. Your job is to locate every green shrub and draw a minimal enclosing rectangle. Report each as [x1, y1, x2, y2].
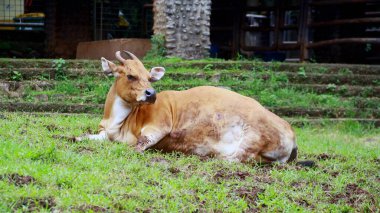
[144, 34, 166, 60]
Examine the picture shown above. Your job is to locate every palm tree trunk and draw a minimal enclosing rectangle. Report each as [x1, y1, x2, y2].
[153, 0, 211, 59]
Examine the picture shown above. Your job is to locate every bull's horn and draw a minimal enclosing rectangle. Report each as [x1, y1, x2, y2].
[123, 51, 140, 61]
[115, 51, 127, 64]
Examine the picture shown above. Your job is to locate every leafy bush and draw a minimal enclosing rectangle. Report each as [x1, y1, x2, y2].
[144, 34, 166, 60]
[52, 58, 67, 80]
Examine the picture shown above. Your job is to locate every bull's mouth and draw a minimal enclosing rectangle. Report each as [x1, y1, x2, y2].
[137, 95, 156, 104]
[146, 94, 156, 104]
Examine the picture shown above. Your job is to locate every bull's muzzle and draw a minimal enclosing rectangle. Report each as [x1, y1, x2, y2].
[145, 88, 156, 103]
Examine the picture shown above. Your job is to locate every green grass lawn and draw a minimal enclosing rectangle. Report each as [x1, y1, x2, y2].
[0, 112, 379, 212]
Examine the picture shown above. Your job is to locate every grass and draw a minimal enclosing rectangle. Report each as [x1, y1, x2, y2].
[0, 112, 379, 212]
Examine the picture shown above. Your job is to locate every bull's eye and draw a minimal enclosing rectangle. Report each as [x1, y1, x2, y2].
[127, 75, 137, 81]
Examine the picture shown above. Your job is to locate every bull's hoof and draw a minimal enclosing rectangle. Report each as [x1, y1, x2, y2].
[135, 144, 146, 153]
[74, 136, 83, 142]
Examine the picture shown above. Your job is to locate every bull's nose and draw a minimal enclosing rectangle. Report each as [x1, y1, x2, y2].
[145, 88, 156, 97]
[145, 88, 156, 103]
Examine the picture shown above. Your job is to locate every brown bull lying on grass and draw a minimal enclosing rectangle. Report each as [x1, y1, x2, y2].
[76, 51, 298, 163]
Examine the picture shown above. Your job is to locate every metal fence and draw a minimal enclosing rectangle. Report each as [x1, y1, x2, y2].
[93, 0, 153, 40]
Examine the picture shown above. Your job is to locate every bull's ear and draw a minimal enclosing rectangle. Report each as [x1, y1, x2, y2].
[149, 67, 165, 82]
[101, 57, 118, 77]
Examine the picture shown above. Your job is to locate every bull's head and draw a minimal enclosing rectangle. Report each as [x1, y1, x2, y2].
[101, 51, 165, 105]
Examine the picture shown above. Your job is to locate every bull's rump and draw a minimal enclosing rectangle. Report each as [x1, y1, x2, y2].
[151, 86, 294, 161]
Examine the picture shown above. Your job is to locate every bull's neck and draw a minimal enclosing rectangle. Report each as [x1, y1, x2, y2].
[110, 95, 132, 127]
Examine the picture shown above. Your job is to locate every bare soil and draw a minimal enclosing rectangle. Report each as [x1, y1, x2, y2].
[0, 173, 36, 186]
[329, 183, 376, 210]
[13, 197, 55, 212]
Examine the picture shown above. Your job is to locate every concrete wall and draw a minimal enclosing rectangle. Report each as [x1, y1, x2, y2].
[76, 38, 151, 60]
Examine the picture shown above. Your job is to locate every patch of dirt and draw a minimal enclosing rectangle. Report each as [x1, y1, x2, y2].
[145, 180, 161, 187]
[52, 135, 76, 142]
[76, 146, 95, 154]
[13, 197, 55, 212]
[322, 169, 340, 178]
[213, 170, 251, 183]
[112, 202, 125, 211]
[266, 162, 315, 170]
[304, 153, 347, 162]
[20, 129, 27, 135]
[149, 157, 170, 165]
[291, 181, 307, 189]
[373, 158, 380, 163]
[362, 136, 380, 143]
[74, 204, 108, 212]
[0, 173, 36, 186]
[34, 94, 49, 102]
[168, 167, 180, 175]
[235, 186, 264, 205]
[316, 153, 333, 160]
[294, 198, 315, 209]
[198, 155, 211, 161]
[253, 175, 273, 184]
[135, 207, 152, 213]
[44, 124, 62, 132]
[321, 183, 332, 193]
[329, 183, 376, 210]
[84, 126, 97, 134]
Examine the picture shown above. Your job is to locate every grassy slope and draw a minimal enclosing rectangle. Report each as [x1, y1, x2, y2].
[0, 112, 379, 212]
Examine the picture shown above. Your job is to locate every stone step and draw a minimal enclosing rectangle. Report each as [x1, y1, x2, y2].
[156, 82, 380, 98]
[159, 62, 380, 75]
[289, 84, 380, 98]
[1, 67, 379, 86]
[1, 59, 380, 75]
[1, 93, 378, 110]
[3, 79, 379, 97]
[287, 118, 380, 127]
[0, 102, 378, 118]
[0, 67, 104, 80]
[167, 72, 380, 86]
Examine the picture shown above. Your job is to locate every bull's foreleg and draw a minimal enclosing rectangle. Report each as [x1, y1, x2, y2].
[135, 127, 167, 152]
[75, 131, 107, 142]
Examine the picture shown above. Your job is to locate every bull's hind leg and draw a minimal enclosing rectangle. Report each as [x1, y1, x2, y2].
[258, 146, 297, 163]
[258, 134, 297, 163]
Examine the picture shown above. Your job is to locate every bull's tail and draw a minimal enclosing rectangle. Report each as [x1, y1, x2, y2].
[287, 147, 315, 167]
[287, 146, 298, 162]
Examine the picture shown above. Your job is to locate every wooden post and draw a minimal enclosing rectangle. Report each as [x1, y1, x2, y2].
[44, 0, 57, 57]
[276, 1, 285, 51]
[299, 0, 311, 62]
[232, 0, 242, 58]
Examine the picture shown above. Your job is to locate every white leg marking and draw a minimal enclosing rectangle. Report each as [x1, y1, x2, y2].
[87, 131, 107, 140]
[75, 131, 107, 141]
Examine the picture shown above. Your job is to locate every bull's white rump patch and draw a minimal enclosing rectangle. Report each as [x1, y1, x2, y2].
[216, 125, 245, 156]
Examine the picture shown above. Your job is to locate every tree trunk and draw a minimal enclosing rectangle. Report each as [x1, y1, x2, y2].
[153, 0, 211, 59]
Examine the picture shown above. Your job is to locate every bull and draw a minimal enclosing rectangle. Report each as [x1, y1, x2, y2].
[76, 51, 298, 163]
